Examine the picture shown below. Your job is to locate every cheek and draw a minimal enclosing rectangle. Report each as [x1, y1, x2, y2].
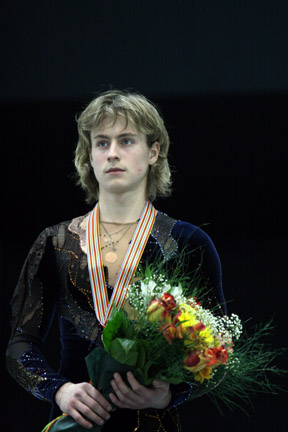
[90, 153, 102, 168]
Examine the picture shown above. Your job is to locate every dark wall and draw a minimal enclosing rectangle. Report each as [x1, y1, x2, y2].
[1, 0, 288, 100]
[1, 1, 287, 431]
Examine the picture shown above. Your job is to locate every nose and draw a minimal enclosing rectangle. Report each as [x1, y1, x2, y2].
[107, 140, 120, 161]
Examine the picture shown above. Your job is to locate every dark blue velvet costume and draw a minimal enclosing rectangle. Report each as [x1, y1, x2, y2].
[6, 211, 225, 431]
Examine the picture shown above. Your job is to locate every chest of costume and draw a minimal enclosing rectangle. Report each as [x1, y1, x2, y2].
[50, 214, 178, 341]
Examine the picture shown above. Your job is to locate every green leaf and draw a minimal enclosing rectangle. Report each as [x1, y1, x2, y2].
[102, 306, 133, 351]
[110, 338, 139, 367]
[143, 359, 157, 383]
[135, 340, 148, 370]
[157, 372, 183, 385]
[144, 266, 152, 279]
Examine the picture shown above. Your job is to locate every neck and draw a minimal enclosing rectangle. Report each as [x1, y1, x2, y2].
[98, 191, 148, 223]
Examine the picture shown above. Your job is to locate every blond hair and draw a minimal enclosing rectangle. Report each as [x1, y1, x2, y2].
[75, 90, 172, 203]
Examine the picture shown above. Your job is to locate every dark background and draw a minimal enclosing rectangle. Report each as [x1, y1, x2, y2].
[1, 1, 287, 431]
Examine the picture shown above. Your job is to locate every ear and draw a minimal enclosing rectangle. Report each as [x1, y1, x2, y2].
[149, 141, 160, 165]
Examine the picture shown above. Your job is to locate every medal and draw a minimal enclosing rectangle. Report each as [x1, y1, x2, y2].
[86, 201, 156, 326]
[105, 251, 117, 263]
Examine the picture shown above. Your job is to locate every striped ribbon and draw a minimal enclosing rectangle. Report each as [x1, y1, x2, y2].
[86, 201, 156, 326]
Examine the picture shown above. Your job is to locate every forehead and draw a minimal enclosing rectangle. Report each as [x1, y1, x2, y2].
[92, 115, 140, 135]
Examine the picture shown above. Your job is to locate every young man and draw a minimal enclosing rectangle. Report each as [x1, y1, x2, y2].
[6, 90, 225, 431]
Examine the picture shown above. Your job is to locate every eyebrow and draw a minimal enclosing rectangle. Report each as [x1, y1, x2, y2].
[92, 132, 138, 139]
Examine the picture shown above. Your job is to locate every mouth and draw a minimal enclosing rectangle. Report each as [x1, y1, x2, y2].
[106, 167, 125, 173]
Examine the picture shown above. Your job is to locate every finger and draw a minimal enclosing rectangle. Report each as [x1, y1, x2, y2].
[110, 373, 151, 409]
[108, 391, 125, 408]
[66, 384, 111, 426]
[110, 376, 139, 407]
[108, 389, 138, 409]
[112, 372, 144, 398]
[126, 372, 145, 393]
[84, 383, 113, 412]
[152, 379, 169, 390]
[69, 406, 94, 430]
[65, 399, 107, 428]
[110, 375, 131, 400]
[77, 397, 111, 425]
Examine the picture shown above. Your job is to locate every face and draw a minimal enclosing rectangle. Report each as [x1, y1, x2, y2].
[90, 116, 159, 199]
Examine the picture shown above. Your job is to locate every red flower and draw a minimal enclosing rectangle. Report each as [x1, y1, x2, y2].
[184, 351, 200, 369]
[214, 346, 229, 365]
[202, 348, 218, 367]
[162, 293, 177, 310]
[191, 322, 206, 333]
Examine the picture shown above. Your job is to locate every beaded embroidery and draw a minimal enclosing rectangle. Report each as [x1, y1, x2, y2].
[68, 212, 178, 262]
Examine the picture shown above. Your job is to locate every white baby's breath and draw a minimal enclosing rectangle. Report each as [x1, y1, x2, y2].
[169, 285, 187, 304]
[128, 276, 186, 308]
[127, 272, 243, 346]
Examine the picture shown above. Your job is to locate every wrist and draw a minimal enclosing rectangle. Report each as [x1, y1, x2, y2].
[55, 382, 73, 407]
[152, 389, 172, 409]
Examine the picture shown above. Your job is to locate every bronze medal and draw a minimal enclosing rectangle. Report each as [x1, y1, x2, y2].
[105, 251, 117, 263]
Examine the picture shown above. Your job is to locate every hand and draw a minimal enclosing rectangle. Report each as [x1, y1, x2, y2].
[55, 382, 113, 429]
[109, 372, 171, 410]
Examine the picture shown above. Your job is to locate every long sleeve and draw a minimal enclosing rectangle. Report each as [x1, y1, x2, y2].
[6, 228, 69, 403]
[173, 221, 225, 313]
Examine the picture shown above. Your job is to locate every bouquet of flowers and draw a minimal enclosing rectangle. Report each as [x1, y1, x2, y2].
[102, 266, 286, 410]
[104, 276, 242, 388]
[43, 266, 286, 431]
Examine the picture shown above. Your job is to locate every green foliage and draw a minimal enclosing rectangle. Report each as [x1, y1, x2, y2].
[110, 338, 138, 367]
[206, 320, 288, 414]
[102, 304, 191, 386]
[102, 305, 134, 352]
[103, 264, 287, 414]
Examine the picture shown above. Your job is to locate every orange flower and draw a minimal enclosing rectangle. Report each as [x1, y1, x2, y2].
[161, 322, 184, 344]
[158, 312, 184, 344]
[162, 324, 176, 344]
[146, 293, 177, 322]
[184, 351, 214, 382]
[146, 299, 166, 322]
[184, 349, 216, 372]
[200, 348, 218, 367]
[194, 367, 213, 383]
[213, 346, 229, 366]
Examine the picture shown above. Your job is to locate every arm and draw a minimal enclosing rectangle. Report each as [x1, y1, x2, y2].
[6, 227, 114, 429]
[6, 228, 69, 402]
[173, 221, 226, 314]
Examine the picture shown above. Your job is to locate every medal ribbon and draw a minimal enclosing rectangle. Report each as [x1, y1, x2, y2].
[86, 201, 156, 326]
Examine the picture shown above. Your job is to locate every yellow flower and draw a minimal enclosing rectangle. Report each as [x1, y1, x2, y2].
[178, 309, 198, 328]
[194, 367, 212, 383]
[199, 326, 214, 346]
[146, 300, 166, 322]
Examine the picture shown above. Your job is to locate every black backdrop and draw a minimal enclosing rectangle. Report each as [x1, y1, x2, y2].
[1, 1, 288, 431]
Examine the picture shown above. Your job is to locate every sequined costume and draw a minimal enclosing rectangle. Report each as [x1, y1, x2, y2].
[6, 211, 225, 431]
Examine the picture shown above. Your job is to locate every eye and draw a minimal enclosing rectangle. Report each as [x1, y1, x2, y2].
[96, 140, 109, 148]
[121, 138, 133, 146]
